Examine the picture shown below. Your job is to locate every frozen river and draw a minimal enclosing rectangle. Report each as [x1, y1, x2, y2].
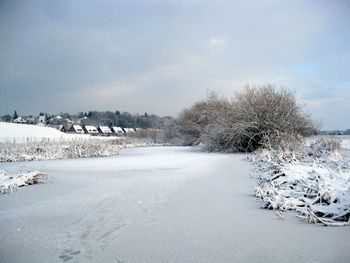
[0, 147, 349, 262]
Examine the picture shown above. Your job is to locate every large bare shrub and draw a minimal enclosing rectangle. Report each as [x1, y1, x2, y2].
[162, 85, 317, 152]
[202, 85, 317, 152]
[234, 85, 316, 151]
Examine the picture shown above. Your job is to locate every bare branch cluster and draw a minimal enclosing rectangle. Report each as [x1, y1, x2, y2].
[162, 84, 318, 152]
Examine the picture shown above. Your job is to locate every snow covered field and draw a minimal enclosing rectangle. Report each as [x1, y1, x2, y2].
[0, 122, 161, 162]
[0, 147, 349, 263]
[0, 122, 94, 142]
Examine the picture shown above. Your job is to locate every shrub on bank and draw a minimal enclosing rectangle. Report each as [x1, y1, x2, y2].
[162, 85, 318, 152]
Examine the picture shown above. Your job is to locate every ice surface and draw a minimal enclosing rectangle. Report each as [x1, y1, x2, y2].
[0, 147, 349, 263]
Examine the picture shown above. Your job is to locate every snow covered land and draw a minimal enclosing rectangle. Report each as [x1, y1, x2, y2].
[1, 147, 349, 263]
[0, 122, 349, 261]
[0, 122, 125, 161]
[0, 122, 161, 163]
[0, 122, 92, 142]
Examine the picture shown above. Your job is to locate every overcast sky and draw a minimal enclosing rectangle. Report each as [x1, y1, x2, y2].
[0, 0, 349, 129]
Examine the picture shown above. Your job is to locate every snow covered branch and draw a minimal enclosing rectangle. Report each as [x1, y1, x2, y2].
[0, 170, 47, 194]
[250, 138, 350, 226]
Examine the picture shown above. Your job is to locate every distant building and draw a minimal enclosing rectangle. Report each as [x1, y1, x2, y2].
[98, 126, 112, 136]
[68, 125, 85, 134]
[37, 115, 47, 125]
[83, 125, 99, 135]
[112, 126, 125, 136]
[13, 116, 26, 124]
[123, 128, 136, 134]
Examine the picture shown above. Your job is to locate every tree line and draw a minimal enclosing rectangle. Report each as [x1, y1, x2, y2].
[1, 110, 173, 129]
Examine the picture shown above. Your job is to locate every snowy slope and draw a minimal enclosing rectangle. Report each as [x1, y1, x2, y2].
[0, 122, 91, 142]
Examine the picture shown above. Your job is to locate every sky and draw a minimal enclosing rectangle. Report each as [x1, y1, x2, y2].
[0, 0, 349, 129]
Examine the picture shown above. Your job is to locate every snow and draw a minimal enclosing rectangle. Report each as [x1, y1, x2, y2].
[0, 122, 68, 141]
[250, 137, 350, 226]
[0, 170, 46, 194]
[0, 122, 124, 143]
[341, 137, 350, 150]
[0, 139, 121, 162]
[0, 147, 349, 262]
[0, 122, 93, 142]
[0, 122, 163, 162]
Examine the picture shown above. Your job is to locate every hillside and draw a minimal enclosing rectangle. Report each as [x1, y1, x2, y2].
[0, 122, 88, 142]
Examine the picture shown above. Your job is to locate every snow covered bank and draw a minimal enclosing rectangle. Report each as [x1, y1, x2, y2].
[250, 137, 350, 226]
[0, 139, 121, 162]
[0, 122, 163, 162]
[0, 122, 94, 142]
[0, 170, 46, 194]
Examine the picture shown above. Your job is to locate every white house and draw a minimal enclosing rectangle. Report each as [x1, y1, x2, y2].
[112, 126, 125, 135]
[68, 124, 85, 134]
[37, 115, 47, 125]
[84, 125, 99, 135]
[13, 116, 26, 124]
[98, 126, 112, 135]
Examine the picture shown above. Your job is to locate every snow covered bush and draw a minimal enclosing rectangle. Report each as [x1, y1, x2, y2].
[164, 85, 317, 152]
[250, 137, 350, 226]
[0, 170, 46, 194]
[202, 85, 317, 152]
[159, 118, 185, 145]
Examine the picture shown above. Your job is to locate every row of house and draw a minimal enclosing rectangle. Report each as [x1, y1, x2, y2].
[3, 115, 161, 136]
[61, 124, 141, 136]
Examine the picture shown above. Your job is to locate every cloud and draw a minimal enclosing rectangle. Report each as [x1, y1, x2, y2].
[0, 0, 349, 128]
[208, 38, 226, 49]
